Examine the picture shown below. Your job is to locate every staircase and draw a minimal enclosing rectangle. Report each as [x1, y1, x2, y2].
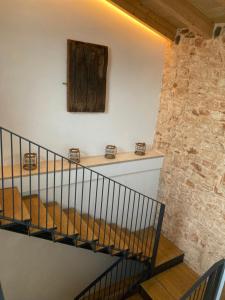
[0, 127, 188, 299]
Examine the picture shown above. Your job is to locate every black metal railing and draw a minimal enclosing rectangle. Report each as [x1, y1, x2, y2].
[74, 257, 149, 300]
[0, 126, 165, 267]
[0, 283, 5, 300]
[181, 259, 225, 300]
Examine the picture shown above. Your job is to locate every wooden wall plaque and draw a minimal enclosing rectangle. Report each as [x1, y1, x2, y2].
[67, 40, 108, 112]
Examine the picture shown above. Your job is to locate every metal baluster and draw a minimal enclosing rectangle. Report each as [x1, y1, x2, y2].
[144, 199, 154, 258]
[140, 197, 150, 258]
[102, 272, 109, 299]
[193, 289, 198, 300]
[127, 259, 135, 295]
[132, 194, 141, 255]
[123, 189, 131, 249]
[93, 279, 97, 300]
[98, 177, 105, 243]
[109, 181, 115, 245]
[119, 187, 127, 249]
[194, 284, 202, 300]
[128, 192, 136, 249]
[87, 288, 91, 300]
[107, 268, 113, 300]
[114, 185, 121, 246]
[0, 128, 4, 217]
[113, 261, 120, 299]
[73, 163, 78, 235]
[19, 137, 23, 221]
[87, 171, 92, 240]
[103, 179, 110, 245]
[10, 133, 15, 219]
[46, 150, 49, 229]
[136, 195, 145, 254]
[98, 278, 102, 300]
[67, 161, 71, 236]
[29, 141, 32, 221]
[122, 258, 128, 297]
[80, 168, 85, 238]
[53, 154, 56, 232]
[60, 158, 64, 233]
[148, 202, 158, 258]
[151, 204, 165, 268]
[92, 174, 99, 240]
[38, 146, 41, 228]
[200, 280, 208, 300]
[118, 258, 125, 298]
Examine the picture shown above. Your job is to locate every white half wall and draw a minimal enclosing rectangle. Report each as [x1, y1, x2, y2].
[0, 229, 116, 300]
[4, 156, 163, 231]
[0, 0, 166, 157]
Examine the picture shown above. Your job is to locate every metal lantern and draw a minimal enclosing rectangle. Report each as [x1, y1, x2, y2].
[105, 145, 117, 159]
[135, 142, 146, 156]
[23, 153, 37, 170]
[69, 148, 80, 163]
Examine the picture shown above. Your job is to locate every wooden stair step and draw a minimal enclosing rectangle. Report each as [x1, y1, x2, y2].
[110, 224, 143, 256]
[65, 209, 100, 245]
[82, 214, 115, 248]
[0, 188, 30, 222]
[141, 263, 199, 300]
[136, 227, 184, 266]
[96, 220, 130, 253]
[46, 203, 78, 240]
[23, 196, 54, 234]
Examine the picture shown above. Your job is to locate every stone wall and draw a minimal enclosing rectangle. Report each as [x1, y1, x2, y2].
[154, 26, 225, 274]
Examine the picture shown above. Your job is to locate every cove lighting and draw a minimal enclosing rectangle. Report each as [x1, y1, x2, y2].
[101, 0, 168, 40]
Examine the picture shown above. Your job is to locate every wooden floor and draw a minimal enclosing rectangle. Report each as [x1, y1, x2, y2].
[141, 263, 199, 300]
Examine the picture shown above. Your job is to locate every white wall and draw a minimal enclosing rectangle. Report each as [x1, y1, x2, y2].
[0, 1, 166, 299]
[0, 0, 166, 157]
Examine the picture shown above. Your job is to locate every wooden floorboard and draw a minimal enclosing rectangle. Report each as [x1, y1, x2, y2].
[23, 196, 54, 233]
[66, 209, 98, 242]
[46, 202, 78, 239]
[141, 263, 199, 300]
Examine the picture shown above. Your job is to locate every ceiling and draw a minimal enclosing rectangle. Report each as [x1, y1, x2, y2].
[108, 0, 225, 40]
[188, 0, 225, 22]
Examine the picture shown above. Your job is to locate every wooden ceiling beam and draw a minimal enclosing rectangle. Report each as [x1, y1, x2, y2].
[150, 0, 214, 38]
[107, 0, 177, 40]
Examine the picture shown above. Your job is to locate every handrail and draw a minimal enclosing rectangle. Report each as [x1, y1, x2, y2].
[180, 259, 225, 300]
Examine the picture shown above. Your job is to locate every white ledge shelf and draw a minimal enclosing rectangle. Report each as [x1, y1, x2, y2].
[1, 150, 164, 180]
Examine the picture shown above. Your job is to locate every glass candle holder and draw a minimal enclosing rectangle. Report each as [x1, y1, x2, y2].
[23, 153, 37, 170]
[135, 142, 146, 156]
[68, 148, 80, 163]
[105, 145, 117, 159]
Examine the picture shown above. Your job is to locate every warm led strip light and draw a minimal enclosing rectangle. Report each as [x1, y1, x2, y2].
[102, 0, 167, 40]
